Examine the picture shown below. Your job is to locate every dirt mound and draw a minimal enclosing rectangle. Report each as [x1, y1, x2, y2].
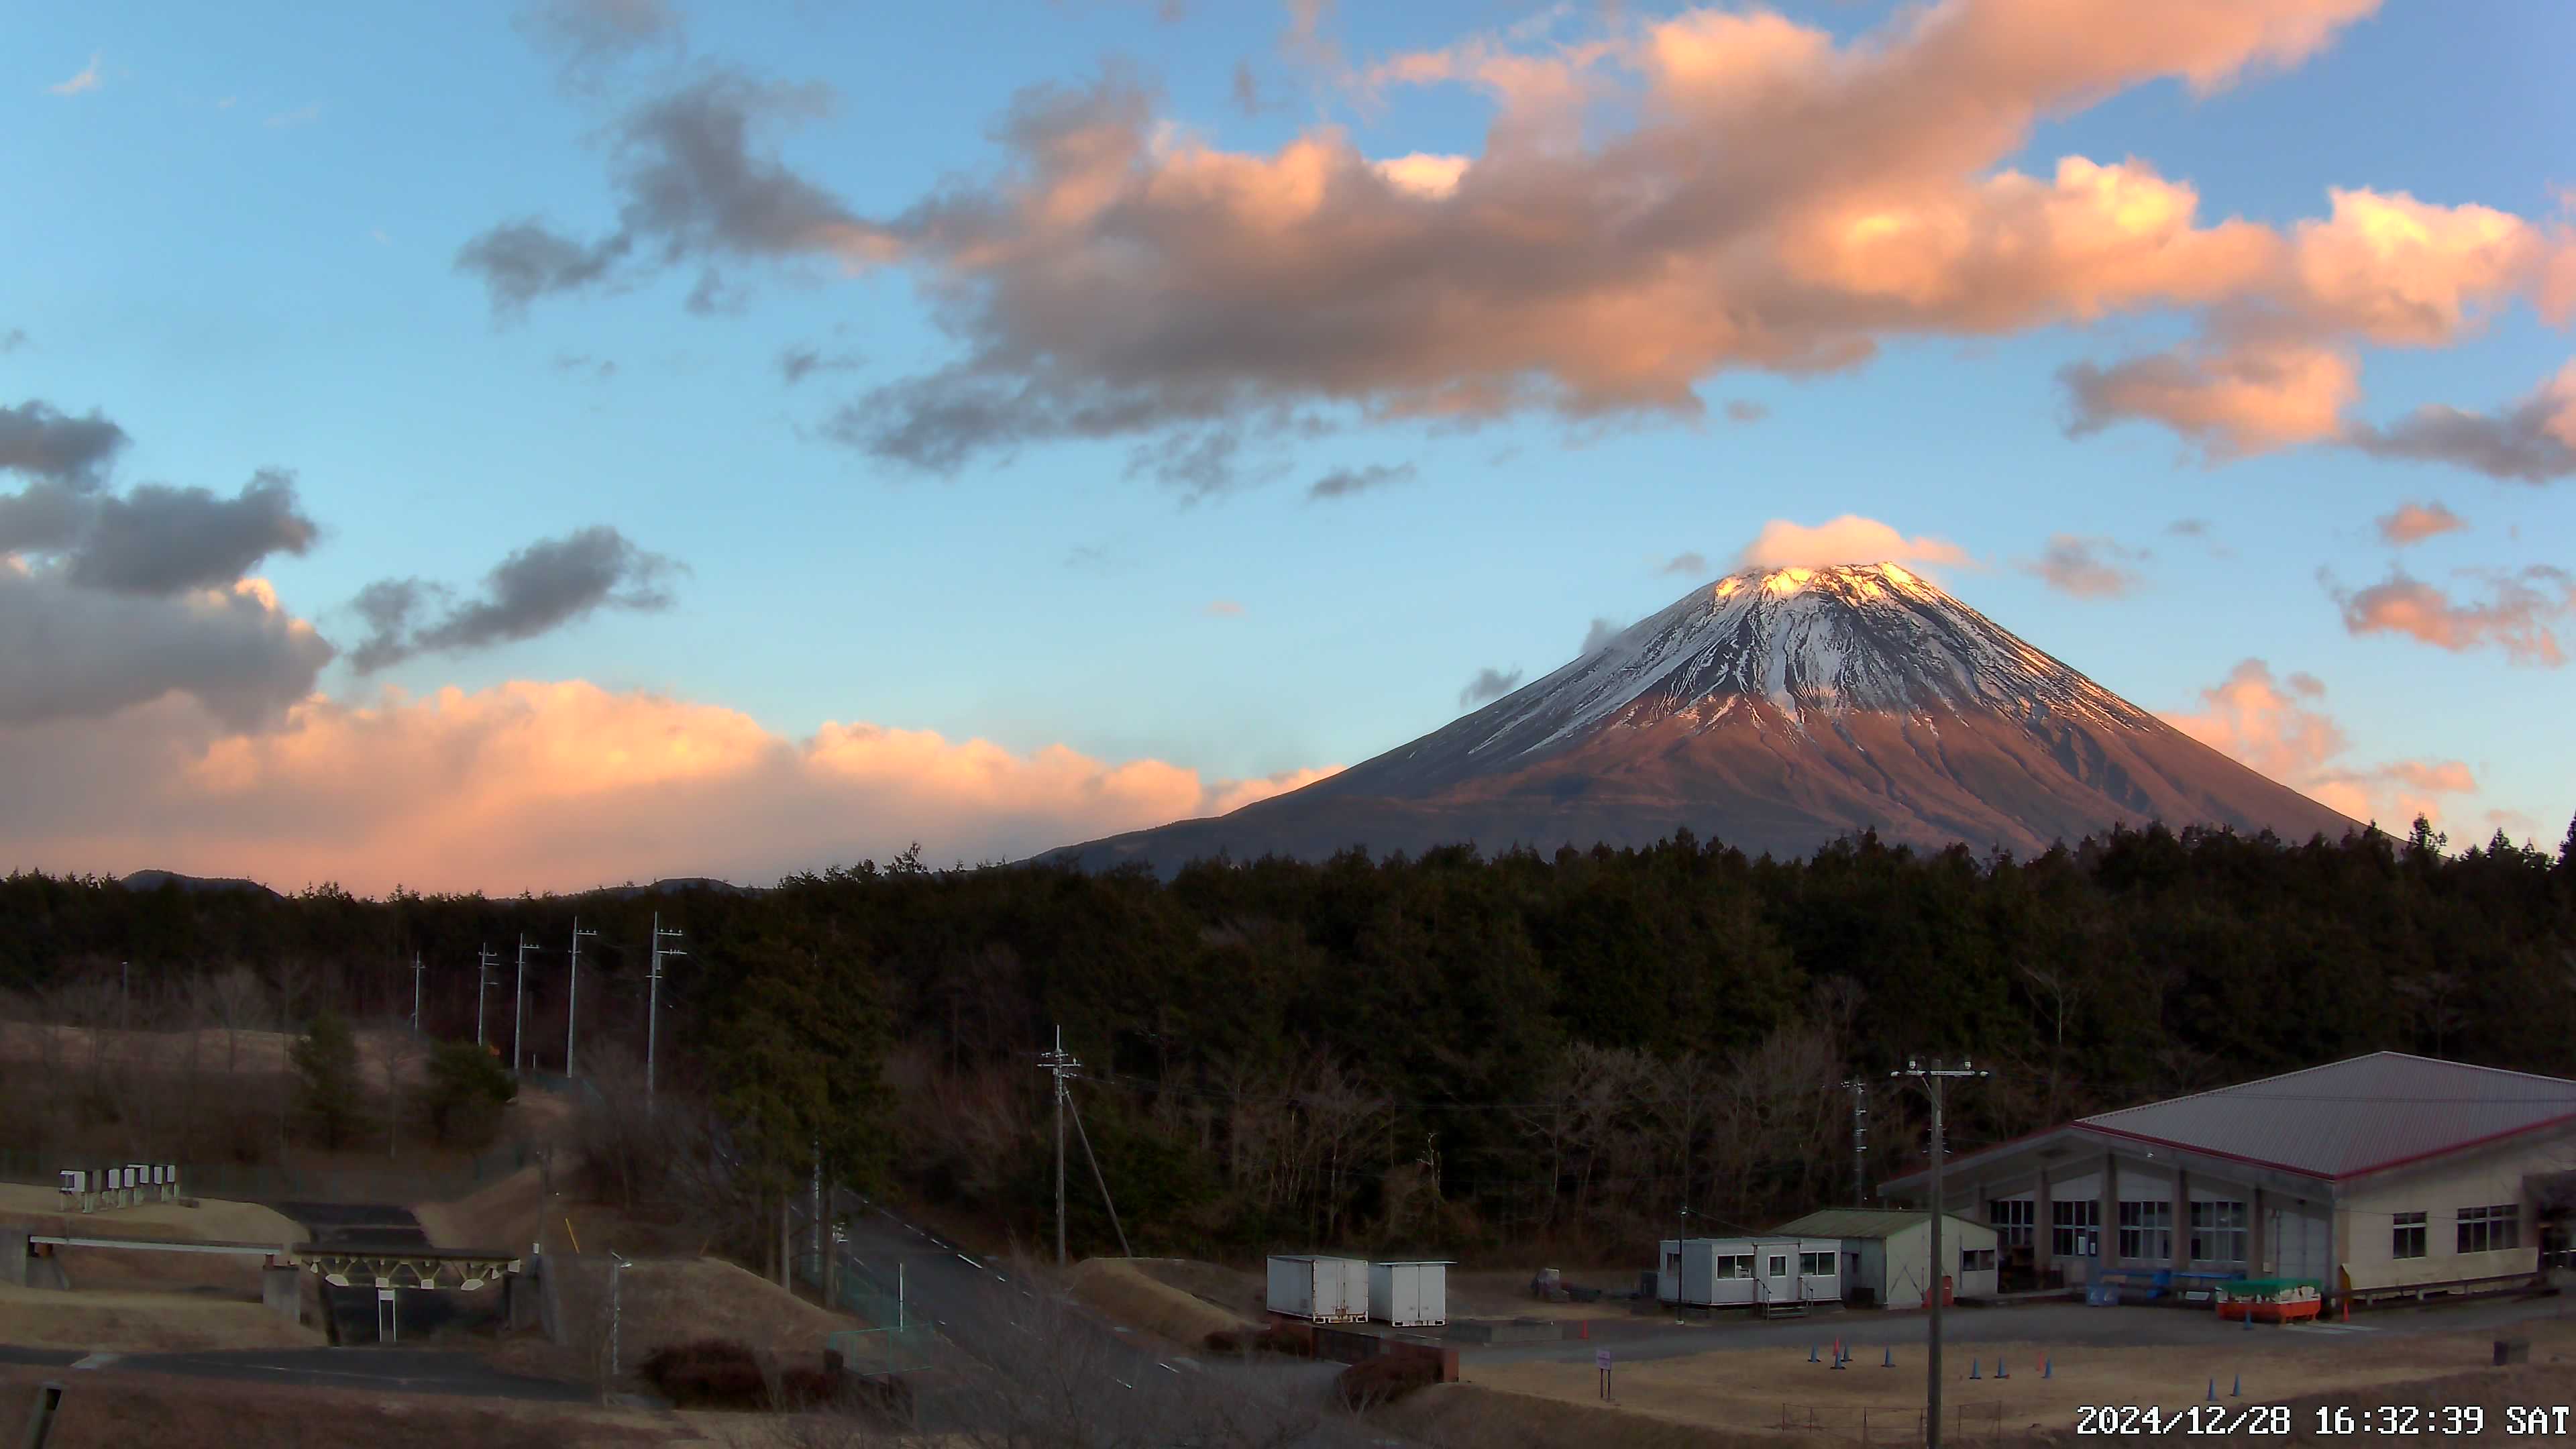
[551, 1255, 857, 1368]
[0, 1184, 304, 1297]
[0, 1362, 677, 1448]
[1067, 1258, 1256, 1349]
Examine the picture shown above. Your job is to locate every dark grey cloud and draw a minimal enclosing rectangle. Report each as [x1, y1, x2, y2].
[348, 525, 684, 672]
[1723, 400, 1768, 423]
[1458, 666, 1521, 709]
[455, 72, 890, 318]
[1305, 462, 1414, 500]
[2166, 518, 2211, 537]
[0, 328, 25, 354]
[777, 343, 863, 386]
[1656, 551, 1707, 576]
[67, 470, 321, 595]
[0, 400, 129, 485]
[454, 223, 631, 319]
[1230, 60, 1267, 117]
[2344, 372, 2576, 483]
[553, 352, 619, 381]
[2018, 533, 2148, 598]
[1580, 616, 1621, 654]
[0, 567, 333, 728]
[0, 482, 91, 555]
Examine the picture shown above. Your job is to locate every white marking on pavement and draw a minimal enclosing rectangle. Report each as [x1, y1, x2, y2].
[70, 1353, 121, 1371]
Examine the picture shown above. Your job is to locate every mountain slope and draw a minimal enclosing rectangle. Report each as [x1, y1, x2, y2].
[1044, 563, 2357, 874]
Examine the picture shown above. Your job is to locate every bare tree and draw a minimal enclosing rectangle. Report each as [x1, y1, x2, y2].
[193, 967, 274, 1073]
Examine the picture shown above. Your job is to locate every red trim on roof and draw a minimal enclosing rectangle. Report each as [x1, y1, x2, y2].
[2074, 1123, 2324, 1180]
[2341, 1110, 2576, 1179]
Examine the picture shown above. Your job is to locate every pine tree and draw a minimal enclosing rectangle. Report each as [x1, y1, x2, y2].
[290, 1008, 364, 1150]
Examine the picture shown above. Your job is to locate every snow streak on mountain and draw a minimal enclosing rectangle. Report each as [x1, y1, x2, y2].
[1044, 564, 2358, 875]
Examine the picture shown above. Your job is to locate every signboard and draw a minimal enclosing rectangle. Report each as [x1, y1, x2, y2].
[1596, 1350, 1611, 1370]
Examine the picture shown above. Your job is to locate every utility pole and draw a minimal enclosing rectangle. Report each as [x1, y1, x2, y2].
[513, 934, 535, 1075]
[566, 918, 598, 1078]
[1039, 1026, 1081, 1267]
[1841, 1078, 1871, 1208]
[121, 960, 130, 1036]
[411, 952, 425, 1036]
[475, 945, 498, 1048]
[1892, 1059, 1987, 1449]
[646, 914, 685, 1114]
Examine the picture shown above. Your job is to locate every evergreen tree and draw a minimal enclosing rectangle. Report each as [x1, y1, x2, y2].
[421, 1039, 517, 1148]
[290, 1008, 364, 1150]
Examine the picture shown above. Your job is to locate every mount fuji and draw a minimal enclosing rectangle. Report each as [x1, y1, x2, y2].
[1042, 562, 2358, 874]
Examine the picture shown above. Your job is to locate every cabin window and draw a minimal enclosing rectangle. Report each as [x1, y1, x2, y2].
[1768, 1255, 1788, 1279]
[2457, 1204, 2520, 1254]
[2392, 1212, 2426, 1259]
[2190, 1201, 2247, 1263]
[2118, 1201, 2173, 1261]
[2051, 1199, 2100, 1257]
[1961, 1248, 1996, 1271]
[1799, 1252, 1833, 1276]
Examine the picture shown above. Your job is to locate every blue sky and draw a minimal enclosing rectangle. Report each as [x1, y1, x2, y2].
[4, 0, 2571, 892]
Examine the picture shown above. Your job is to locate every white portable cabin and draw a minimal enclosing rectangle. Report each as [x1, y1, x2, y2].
[1656, 1237, 1842, 1307]
[1368, 1260, 1451, 1327]
[1267, 1255, 1368, 1322]
[1774, 1209, 2000, 1308]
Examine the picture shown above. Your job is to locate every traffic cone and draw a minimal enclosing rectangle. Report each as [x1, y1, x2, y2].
[2232, 1374, 2243, 1398]
[1968, 1360, 1981, 1381]
[1996, 1356, 2008, 1379]
[1809, 1343, 1819, 1363]
[2207, 1379, 2217, 1402]
[2042, 1356, 2052, 1379]
[1882, 1346, 1894, 1368]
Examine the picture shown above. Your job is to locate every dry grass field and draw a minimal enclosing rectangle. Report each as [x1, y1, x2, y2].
[0, 1283, 323, 1352]
[0, 1020, 428, 1084]
[1461, 1317, 2576, 1444]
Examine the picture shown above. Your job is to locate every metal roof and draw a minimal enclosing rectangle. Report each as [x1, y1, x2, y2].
[1774, 1208, 1990, 1240]
[2077, 1052, 2576, 1180]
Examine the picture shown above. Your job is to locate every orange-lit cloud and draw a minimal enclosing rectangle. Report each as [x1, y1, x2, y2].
[0, 682, 1342, 896]
[2163, 659, 2475, 832]
[2375, 500, 2467, 545]
[2327, 566, 2576, 665]
[471, 0, 2576, 486]
[1737, 516, 1970, 572]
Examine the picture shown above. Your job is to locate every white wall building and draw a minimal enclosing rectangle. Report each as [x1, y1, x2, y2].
[1774, 1208, 1999, 1308]
[1655, 1236, 1839, 1308]
[1880, 1053, 2576, 1305]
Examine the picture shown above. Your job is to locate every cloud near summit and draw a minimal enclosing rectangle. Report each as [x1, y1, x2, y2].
[467, 0, 2573, 487]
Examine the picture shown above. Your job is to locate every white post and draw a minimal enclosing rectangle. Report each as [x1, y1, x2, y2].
[567, 918, 596, 1079]
[646, 915, 684, 1114]
[411, 951, 424, 1036]
[513, 935, 533, 1075]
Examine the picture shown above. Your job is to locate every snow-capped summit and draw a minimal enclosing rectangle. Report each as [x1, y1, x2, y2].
[1041, 561, 2358, 875]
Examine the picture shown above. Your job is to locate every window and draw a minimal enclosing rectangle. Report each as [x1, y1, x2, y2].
[2392, 1212, 2426, 1260]
[2190, 1201, 2248, 1263]
[1799, 1252, 1834, 1277]
[1962, 1248, 1997, 1272]
[2458, 1204, 2520, 1254]
[1989, 1199, 2035, 1249]
[1714, 1254, 1754, 1279]
[1769, 1255, 1788, 1279]
[2118, 1201, 2174, 1262]
[2051, 1199, 2100, 1257]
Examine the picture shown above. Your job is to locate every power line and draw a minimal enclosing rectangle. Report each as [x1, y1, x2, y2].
[1894, 1057, 1988, 1449]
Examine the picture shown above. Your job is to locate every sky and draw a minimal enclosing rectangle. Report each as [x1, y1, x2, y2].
[3, 0, 2572, 896]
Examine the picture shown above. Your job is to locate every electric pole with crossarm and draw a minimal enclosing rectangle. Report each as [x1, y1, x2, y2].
[1894, 1058, 1987, 1449]
[566, 917, 598, 1078]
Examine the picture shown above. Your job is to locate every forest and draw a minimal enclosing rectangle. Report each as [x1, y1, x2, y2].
[3, 814, 2573, 1267]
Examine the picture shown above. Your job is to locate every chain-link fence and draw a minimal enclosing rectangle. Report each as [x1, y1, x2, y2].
[800, 1244, 937, 1375]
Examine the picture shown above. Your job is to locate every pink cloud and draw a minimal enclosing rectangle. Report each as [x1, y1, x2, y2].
[1737, 515, 1971, 571]
[2162, 659, 2475, 831]
[2374, 500, 2467, 546]
[0, 682, 1343, 896]
[2328, 566, 2576, 665]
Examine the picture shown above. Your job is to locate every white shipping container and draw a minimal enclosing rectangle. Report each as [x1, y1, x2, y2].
[1368, 1260, 1450, 1327]
[1267, 1255, 1368, 1322]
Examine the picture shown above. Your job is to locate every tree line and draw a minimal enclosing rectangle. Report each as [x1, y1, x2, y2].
[4, 815, 2573, 1264]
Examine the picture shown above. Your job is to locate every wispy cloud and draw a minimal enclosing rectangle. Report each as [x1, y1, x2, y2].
[1738, 516, 1971, 573]
[1306, 462, 1415, 500]
[2164, 659, 2476, 833]
[1654, 551, 1708, 577]
[2019, 534, 2149, 598]
[48, 54, 102, 97]
[0, 328, 25, 354]
[2325, 565, 2576, 666]
[1202, 598, 1244, 617]
[1723, 400, 1768, 424]
[264, 102, 324, 129]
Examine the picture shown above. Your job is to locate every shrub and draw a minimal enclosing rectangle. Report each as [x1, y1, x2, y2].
[773, 1364, 837, 1409]
[639, 1337, 769, 1409]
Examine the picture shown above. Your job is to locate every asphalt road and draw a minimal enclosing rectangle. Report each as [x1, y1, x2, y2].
[0, 1344, 594, 1401]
